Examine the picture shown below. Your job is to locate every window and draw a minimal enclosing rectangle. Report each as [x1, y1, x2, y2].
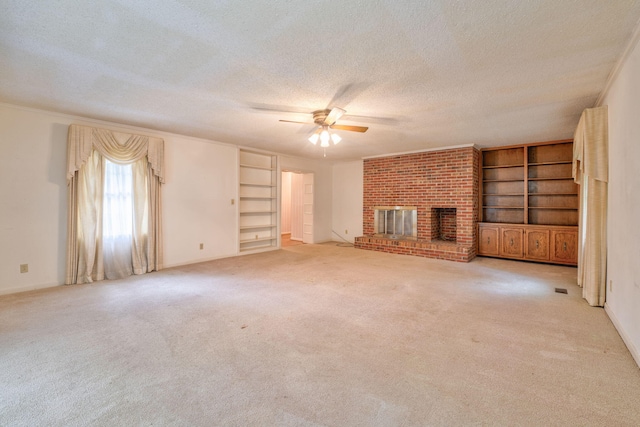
[103, 160, 133, 239]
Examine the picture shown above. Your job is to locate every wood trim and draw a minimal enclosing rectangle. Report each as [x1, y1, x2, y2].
[480, 139, 573, 152]
[524, 146, 529, 224]
[478, 159, 484, 222]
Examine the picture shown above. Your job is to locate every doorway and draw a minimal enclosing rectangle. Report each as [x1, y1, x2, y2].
[281, 171, 314, 246]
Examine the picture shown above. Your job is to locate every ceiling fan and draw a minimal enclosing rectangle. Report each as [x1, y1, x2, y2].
[279, 107, 368, 148]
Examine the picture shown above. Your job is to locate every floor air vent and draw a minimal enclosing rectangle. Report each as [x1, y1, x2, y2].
[555, 288, 568, 294]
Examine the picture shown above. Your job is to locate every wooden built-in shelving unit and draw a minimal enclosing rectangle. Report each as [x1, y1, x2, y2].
[478, 140, 578, 265]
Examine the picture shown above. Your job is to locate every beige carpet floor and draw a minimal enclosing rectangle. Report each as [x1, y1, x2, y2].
[1, 243, 639, 426]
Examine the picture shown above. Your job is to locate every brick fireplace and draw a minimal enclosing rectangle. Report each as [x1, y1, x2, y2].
[354, 146, 480, 262]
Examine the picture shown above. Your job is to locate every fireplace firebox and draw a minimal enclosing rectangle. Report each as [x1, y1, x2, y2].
[374, 206, 417, 240]
[431, 207, 457, 242]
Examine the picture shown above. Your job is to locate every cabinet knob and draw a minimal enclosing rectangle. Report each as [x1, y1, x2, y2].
[563, 242, 567, 251]
[487, 236, 490, 244]
[510, 238, 514, 246]
[536, 240, 539, 249]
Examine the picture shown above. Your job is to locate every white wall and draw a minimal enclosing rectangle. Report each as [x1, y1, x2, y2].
[332, 160, 363, 244]
[0, 104, 238, 294]
[162, 135, 238, 268]
[279, 155, 333, 243]
[0, 105, 68, 294]
[600, 32, 640, 367]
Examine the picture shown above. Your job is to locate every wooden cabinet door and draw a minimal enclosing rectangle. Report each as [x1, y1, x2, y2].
[551, 230, 578, 265]
[500, 227, 524, 258]
[478, 225, 499, 256]
[525, 229, 550, 261]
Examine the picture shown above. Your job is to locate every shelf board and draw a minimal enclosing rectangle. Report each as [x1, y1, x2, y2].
[239, 182, 275, 187]
[527, 177, 574, 181]
[483, 179, 525, 183]
[482, 164, 524, 169]
[529, 193, 578, 196]
[239, 244, 276, 253]
[483, 206, 524, 209]
[528, 207, 578, 210]
[240, 236, 277, 244]
[240, 224, 276, 230]
[483, 193, 524, 196]
[239, 163, 275, 171]
[528, 161, 572, 166]
[239, 210, 276, 215]
[239, 196, 276, 200]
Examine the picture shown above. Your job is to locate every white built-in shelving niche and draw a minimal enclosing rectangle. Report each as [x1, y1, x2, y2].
[238, 149, 279, 253]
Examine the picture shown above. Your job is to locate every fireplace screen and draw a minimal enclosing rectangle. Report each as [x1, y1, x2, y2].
[374, 206, 417, 240]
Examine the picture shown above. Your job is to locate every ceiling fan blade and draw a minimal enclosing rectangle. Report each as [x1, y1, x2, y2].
[323, 107, 346, 126]
[279, 119, 314, 125]
[250, 103, 311, 114]
[330, 124, 368, 133]
[327, 83, 371, 109]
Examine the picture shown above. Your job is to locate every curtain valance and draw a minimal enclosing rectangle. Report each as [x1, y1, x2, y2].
[573, 106, 608, 185]
[66, 124, 165, 183]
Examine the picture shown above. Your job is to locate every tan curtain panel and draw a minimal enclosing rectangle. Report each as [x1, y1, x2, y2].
[65, 125, 164, 285]
[572, 106, 608, 306]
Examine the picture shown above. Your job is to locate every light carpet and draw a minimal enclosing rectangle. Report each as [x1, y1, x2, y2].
[1, 243, 639, 426]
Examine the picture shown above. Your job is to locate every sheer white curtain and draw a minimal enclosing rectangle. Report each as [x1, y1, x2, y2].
[66, 125, 164, 285]
[103, 159, 134, 279]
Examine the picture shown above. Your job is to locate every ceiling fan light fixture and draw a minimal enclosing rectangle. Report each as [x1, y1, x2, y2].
[320, 127, 330, 147]
[287, 107, 368, 153]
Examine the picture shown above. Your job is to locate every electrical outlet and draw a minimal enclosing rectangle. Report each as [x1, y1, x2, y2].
[199, 243, 204, 250]
[255, 235, 259, 240]
[20, 264, 28, 273]
[345, 229, 348, 234]
[231, 199, 235, 205]
[609, 279, 613, 292]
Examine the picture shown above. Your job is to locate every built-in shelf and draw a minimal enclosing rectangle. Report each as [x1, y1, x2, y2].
[240, 224, 276, 230]
[239, 196, 276, 200]
[478, 140, 579, 266]
[529, 193, 578, 196]
[239, 182, 273, 187]
[528, 207, 577, 210]
[482, 164, 525, 169]
[240, 236, 277, 244]
[528, 161, 572, 166]
[240, 210, 276, 214]
[239, 163, 275, 171]
[239, 149, 278, 254]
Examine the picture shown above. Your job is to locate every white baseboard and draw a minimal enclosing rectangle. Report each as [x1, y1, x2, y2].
[1, 254, 241, 296]
[605, 302, 640, 369]
[0, 281, 62, 296]
[163, 253, 237, 269]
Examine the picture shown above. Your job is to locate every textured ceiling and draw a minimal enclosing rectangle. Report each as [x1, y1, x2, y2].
[1, 1, 639, 161]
